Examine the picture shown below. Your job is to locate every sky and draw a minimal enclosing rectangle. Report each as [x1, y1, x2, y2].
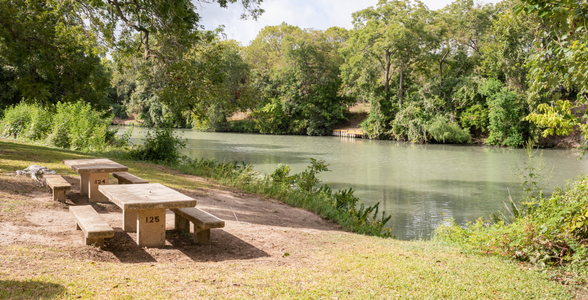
[197, 0, 502, 46]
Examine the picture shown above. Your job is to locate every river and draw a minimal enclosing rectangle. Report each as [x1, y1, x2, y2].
[126, 128, 588, 240]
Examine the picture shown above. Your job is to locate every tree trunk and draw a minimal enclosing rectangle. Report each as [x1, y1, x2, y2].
[399, 60, 404, 109]
[384, 49, 391, 93]
[439, 49, 449, 79]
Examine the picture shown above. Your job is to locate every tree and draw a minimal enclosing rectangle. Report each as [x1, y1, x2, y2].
[518, 0, 588, 145]
[0, 0, 111, 109]
[246, 25, 352, 135]
[340, 0, 436, 139]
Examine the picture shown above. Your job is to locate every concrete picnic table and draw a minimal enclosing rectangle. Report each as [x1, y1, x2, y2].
[63, 158, 128, 202]
[99, 183, 197, 247]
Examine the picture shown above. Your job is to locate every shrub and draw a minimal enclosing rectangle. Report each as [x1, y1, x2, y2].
[50, 101, 113, 151]
[111, 103, 128, 119]
[427, 115, 471, 144]
[391, 104, 431, 143]
[130, 126, 186, 164]
[459, 104, 489, 133]
[24, 105, 53, 141]
[480, 79, 526, 147]
[1, 102, 33, 138]
[226, 119, 258, 133]
[435, 148, 588, 277]
[178, 157, 393, 237]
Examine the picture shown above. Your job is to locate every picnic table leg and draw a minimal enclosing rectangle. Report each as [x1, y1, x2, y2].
[80, 173, 89, 195]
[88, 172, 109, 202]
[174, 213, 190, 232]
[137, 209, 166, 247]
[123, 210, 137, 232]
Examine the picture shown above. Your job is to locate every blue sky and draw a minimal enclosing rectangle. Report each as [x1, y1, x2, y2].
[198, 0, 502, 46]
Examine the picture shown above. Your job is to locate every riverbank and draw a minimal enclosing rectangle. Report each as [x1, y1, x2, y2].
[0, 138, 581, 298]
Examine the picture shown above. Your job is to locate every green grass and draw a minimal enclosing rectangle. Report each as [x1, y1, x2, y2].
[0, 138, 580, 299]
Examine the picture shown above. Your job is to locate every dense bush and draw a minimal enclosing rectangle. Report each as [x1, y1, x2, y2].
[1, 102, 33, 139]
[427, 115, 471, 144]
[130, 126, 186, 164]
[1, 101, 128, 151]
[481, 79, 526, 147]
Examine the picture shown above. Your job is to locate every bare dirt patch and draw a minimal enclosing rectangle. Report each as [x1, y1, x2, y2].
[0, 171, 341, 266]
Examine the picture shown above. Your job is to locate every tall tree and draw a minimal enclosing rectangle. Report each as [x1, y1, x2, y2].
[341, 0, 435, 109]
[0, 0, 111, 108]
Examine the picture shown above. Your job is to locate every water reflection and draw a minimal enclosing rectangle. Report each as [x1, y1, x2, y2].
[125, 128, 588, 240]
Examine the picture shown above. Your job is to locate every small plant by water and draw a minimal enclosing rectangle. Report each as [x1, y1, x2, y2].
[178, 157, 393, 238]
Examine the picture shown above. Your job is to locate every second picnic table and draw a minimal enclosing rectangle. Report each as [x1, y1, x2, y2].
[99, 183, 197, 247]
[63, 158, 128, 202]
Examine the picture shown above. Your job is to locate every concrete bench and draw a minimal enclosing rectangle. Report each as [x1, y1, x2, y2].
[69, 205, 114, 247]
[171, 207, 225, 244]
[43, 175, 71, 202]
[113, 172, 149, 184]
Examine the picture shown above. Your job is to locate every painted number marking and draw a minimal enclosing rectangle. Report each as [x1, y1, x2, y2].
[94, 179, 106, 184]
[146, 216, 160, 223]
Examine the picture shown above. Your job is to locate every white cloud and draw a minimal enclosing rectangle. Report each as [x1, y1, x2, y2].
[198, 0, 502, 46]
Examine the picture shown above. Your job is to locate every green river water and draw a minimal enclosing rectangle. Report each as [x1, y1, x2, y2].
[127, 129, 588, 240]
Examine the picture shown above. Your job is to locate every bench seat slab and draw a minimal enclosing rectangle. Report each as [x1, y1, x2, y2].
[70, 205, 114, 247]
[171, 207, 225, 245]
[113, 172, 149, 185]
[44, 175, 72, 202]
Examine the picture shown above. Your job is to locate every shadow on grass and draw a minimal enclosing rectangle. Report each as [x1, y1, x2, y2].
[0, 280, 66, 299]
[166, 229, 271, 262]
[105, 230, 158, 263]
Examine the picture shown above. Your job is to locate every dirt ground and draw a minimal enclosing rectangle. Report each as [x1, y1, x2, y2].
[0, 172, 342, 265]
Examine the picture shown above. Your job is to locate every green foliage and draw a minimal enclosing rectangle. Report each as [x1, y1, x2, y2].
[481, 79, 526, 147]
[459, 104, 489, 133]
[0, 0, 111, 109]
[178, 157, 392, 237]
[225, 119, 258, 133]
[49, 102, 114, 151]
[245, 24, 352, 136]
[1, 102, 34, 139]
[1, 101, 127, 152]
[391, 104, 431, 143]
[24, 105, 53, 141]
[130, 126, 186, 164]
[293, 158, 330, 193]
[111, 104, 128, 119]
[427, 115, 471, 143]
[434, 147, 588, 276]
[1, 102, 54, 142]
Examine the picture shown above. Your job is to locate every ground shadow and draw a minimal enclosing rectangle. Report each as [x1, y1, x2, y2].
[166, 229, 270, 262]
[104, 230, 157, 263]
[0, 280, 66, 299]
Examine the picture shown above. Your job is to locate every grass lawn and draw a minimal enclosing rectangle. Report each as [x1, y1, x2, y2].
[0, 138, 577, 299]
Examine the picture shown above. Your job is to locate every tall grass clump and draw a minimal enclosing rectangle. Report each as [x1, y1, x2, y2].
[1, 102, 35, 139]
[1, 101, 129, 151]
[435, 145, 588, 282]
[178, 157, 392, 237]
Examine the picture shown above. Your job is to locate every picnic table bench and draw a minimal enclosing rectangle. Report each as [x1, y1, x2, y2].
[70, 205, 114, 247]
[171, 207, 225, 244]
[113, 172, 148, 184]
[43, 175, 71, 202]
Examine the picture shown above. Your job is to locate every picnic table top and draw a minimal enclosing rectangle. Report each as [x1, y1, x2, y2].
[99, 183, 197, 211]
[63, 158, 128, 174]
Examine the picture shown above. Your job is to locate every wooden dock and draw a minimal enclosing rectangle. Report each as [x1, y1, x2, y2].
[332, 129, 365, 139]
